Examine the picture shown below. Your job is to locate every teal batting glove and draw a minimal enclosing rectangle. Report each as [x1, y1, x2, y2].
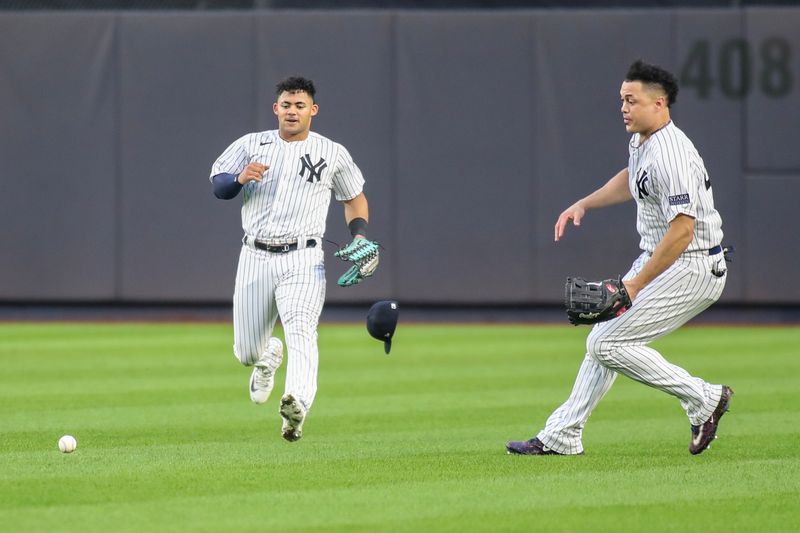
[336, 247, 380, 287]
[334, 237, 380, 263]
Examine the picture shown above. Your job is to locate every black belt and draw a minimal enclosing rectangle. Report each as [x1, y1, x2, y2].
[653, 245, 731, 257]
[709, 244, 735, 262]
[250, 239, 317, 253]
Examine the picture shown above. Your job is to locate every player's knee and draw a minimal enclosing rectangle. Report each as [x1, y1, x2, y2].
[282, 318, 318, 341]
[285, 327, 317, 345]
[586, 328, 614, 363]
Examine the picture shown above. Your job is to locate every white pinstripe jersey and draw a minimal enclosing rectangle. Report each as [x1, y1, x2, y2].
[210, 130, 365, 242]
[627, 121, 723, 253]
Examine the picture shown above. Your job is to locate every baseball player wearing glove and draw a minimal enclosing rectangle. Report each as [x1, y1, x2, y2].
[210, 77, 379, 443]
[507, 60, 732, 457]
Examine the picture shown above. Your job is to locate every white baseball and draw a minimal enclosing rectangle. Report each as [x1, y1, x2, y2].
[58, 435, 77, 453]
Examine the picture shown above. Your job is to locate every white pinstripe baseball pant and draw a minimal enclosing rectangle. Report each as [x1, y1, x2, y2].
[232, 242, 326, 411]
[537, 250, 727, 454]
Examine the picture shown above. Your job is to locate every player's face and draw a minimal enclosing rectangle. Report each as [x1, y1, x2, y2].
[620, 81, 666, 136]
[274, 91, 318, 141]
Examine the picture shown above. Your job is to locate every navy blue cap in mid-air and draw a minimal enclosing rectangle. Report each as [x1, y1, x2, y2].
[366, 300, 399, 354]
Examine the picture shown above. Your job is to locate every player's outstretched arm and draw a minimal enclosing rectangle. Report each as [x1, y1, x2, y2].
[554, 168, 632, 241]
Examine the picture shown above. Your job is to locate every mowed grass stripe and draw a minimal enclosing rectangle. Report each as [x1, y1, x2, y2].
[0, 322, 798, 532]
[2, 459, 797, 531]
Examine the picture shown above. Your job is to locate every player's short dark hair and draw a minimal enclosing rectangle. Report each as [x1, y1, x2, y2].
[625, 60, 678, 107]
[276, 76, 316, 101]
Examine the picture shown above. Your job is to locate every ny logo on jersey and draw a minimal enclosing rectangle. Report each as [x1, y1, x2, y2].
[299, 154, 327, 183]
[636, 170, 650, 199]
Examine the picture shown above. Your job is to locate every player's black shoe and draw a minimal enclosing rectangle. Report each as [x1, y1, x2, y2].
[506, 437, 577, 455]
[689, 385, 734, 455]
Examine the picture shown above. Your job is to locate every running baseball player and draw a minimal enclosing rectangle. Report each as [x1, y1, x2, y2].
[507, 59, 733, 456]
[209, 76, 379, 442]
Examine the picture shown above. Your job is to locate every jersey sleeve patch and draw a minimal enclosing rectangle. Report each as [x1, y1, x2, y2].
[668, 193, 691, 206]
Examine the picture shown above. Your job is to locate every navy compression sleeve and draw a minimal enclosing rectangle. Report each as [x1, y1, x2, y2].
[212, 173, 244, 200]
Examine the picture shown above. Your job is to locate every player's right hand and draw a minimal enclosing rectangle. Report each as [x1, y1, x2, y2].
[554, 202, 586, 242]
[238, 163, 269, 184]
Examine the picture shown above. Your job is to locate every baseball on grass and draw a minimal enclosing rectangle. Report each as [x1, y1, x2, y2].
[58, 435, 77, 453]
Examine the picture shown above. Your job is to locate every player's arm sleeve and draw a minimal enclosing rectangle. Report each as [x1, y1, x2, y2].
[212, 173, 244, 199]
[331, 145, 365, 202]
[209, 135, 250, 182]
[655, 146, 698, 223]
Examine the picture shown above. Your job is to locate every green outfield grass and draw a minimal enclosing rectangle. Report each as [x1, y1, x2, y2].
[1, 322, 798, 532]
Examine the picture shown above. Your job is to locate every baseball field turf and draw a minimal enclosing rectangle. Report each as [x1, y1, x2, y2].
[1, 322, 798, 532]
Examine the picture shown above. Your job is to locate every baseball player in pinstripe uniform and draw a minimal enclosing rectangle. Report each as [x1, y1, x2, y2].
[210, 77, 378, 442]
[508, 60, 733, 456]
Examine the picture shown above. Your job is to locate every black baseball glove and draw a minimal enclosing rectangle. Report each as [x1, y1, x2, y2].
[564, 277, 632, 326]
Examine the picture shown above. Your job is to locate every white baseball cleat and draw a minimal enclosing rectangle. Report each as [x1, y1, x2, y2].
[249, 337, 283, 405]
[279, 394, 306, 442]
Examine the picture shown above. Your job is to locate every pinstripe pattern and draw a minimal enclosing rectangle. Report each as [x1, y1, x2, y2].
[211, 130, 364, 242]
[628, 121, 723, 252]
[536, 122, 726, 455]
[538, 252, 726, 454]
[212, 129, 364, 412]
[233, 245, 279, 367]
[233, 244, 326, 408]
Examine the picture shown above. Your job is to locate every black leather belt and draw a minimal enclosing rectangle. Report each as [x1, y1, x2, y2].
[654, 245, 730, 257]
[709, 245, 735, 262]
[250, 239, 317, 253]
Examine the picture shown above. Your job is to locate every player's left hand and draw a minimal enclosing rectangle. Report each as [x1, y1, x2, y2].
[334, 237, 379, 262]
[335, 237, 380, 287]
[621, 278, 641, 302]
[564, 276, 632, 326]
